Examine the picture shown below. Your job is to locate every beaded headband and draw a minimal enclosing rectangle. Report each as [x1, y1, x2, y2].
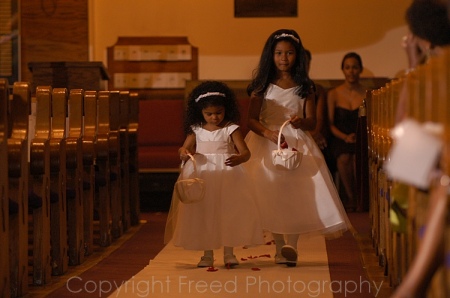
[194, 92, 226, 102]
[274, 33, 299, 44]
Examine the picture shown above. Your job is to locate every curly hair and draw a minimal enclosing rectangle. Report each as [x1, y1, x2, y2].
[247, 29, 313, 99]
[406, 0, 450, 47]
[184, 81, 240, 135]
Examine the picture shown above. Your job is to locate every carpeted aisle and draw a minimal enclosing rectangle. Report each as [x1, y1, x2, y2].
[110, 236, 333, 297]
[40, 212, 392, 298]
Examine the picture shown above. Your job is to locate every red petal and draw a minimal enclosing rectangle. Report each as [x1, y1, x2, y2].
[207, 267, 218, 272]
[241, 258, 248, 261]
[292, 148, 298, 151]
[251, 267, 261, 271]
[259, 254, 271, 258]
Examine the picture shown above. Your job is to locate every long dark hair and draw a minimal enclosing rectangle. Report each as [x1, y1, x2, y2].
[247, 29, 313, 98]
[184, 81, 240, 135]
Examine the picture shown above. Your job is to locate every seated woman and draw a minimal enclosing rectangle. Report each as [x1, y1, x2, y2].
[327, 52, 365, 212]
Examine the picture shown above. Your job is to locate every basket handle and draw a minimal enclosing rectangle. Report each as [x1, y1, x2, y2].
[181, 153, 198, 175]
[277, 119, 291, 150]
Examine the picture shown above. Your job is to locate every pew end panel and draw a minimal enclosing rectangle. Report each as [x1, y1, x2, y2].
[0, 78, 10, 298]
[82, 90, 98, 256]
[66, 89, 85, 266]
[8, 82, 31, 297]
[96, 91, 113, 247]
[48, 88, 70, 274]
[108, 91, 124, 237]
[128, 92, 140, 225]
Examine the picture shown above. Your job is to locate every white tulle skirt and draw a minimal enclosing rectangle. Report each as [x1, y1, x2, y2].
[165, 153, 265, 251]
[244, 125, 351, 238]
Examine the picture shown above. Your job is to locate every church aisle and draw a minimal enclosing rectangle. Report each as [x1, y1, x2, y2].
[31, 211, 393, 297]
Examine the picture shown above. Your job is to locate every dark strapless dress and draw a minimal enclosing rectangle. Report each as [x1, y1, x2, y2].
[331, 107, 359, 158]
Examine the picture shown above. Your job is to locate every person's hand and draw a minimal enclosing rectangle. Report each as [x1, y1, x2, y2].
[225, 154, 242, 167]
[263, 129, 283, 145]
[344, 133, 356, 143]
[179, 148, 191, 162]
[402, 33, 426, 69]
[289, 116, 302, 129]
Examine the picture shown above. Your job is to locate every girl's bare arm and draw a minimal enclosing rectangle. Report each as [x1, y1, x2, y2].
[178, 133, 196, 161]
[226, 129, 251, 167]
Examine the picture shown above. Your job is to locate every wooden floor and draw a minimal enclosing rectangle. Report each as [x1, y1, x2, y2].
[24, 209, 394, 298]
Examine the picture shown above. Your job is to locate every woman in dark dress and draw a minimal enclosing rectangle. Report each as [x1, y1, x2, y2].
[327, 52, 365, 211]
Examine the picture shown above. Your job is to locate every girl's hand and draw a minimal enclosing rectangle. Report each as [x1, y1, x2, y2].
[289, 116, 302, 129]
[263, 129, 284, 144]
[225, 154, 243, 167]
[179, 148, 191, 161]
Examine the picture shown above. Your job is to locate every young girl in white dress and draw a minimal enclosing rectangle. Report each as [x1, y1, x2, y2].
[165, 81, 264, 268]
[245, 29, 351, 267]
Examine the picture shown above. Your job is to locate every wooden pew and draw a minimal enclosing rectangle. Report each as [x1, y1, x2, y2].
[49, 88, 69, 275]
[119, 91, 131, 232]
[367, 47, 450, 295]
[96, 91, 112, 246]
[29, 86, 52, 285]
[128, 92, 140, 226]
[108, 91, 123, 239]
[378, 85, 390, 277]
[66, 89, 85, 265]
[8, 82, 30, 297]
[0, 79, 10, 297]
[82, 91, 97, 256]
[369, 89, 380, 257]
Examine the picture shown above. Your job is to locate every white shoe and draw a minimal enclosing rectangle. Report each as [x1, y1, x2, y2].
[281, 245, 297, 267]
[224, 254, 239, 267]
[274, 254, 287, 264]
[197, 256, 214, 267]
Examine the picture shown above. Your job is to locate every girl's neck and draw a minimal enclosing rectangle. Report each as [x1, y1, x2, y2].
[273, 73, 296, 88]
[202, 120, 229, 131]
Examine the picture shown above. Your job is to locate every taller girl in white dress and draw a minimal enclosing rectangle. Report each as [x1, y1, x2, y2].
[245, 29, 351, 267]
[165, 81, 264, 268]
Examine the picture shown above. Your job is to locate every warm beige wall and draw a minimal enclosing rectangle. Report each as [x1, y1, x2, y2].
[89, 0, 412, 80]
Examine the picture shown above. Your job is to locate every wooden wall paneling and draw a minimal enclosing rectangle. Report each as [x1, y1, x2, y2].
[20, 0, 89, 82]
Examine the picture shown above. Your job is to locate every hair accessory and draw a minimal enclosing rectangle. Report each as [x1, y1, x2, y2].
[274, 33, 299, 43]
[194, 92, 226, 102]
